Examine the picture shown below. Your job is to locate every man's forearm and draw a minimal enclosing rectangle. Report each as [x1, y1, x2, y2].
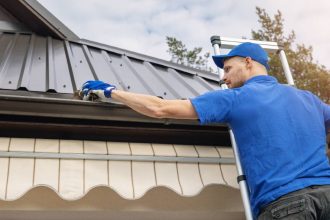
[111, 90, 165, 118]
[110, 90, 197, 120]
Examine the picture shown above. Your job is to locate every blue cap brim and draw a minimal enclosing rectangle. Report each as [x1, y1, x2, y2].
[212, 54, 233, 69]
[213, 54, 271, 70]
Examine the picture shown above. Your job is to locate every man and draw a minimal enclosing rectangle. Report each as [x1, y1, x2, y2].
[81, 42, 330, 219]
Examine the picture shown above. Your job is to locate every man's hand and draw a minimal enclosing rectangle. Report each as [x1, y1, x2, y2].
[81, 80, 116, 101]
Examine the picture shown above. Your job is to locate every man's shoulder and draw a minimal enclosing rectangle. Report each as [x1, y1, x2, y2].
[293, 87, 321, 102]
[276, 84, 317, 99]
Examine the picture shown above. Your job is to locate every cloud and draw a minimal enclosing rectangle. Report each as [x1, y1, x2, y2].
[38, 0, 330, 69]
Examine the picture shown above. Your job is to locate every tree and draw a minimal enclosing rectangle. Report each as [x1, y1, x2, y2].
[165, 8, 330, 103]
[166, 36, 213, 72]
[252, 7, 330, 103]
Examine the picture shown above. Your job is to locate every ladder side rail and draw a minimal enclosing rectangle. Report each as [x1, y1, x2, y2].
[279, 50, 295, 85]
[211, 35, 254, 220]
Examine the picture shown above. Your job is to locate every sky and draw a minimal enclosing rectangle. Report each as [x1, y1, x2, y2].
[38, 0, 330, 70]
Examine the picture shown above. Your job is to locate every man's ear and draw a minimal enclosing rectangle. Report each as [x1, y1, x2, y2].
[245, 57, 253, 69]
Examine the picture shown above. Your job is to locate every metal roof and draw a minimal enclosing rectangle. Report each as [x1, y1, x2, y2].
[0, 32, 220, 99]
[0, 0, 222, 109]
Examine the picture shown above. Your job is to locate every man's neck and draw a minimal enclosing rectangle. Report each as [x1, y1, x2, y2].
[246, 72, 268, 81]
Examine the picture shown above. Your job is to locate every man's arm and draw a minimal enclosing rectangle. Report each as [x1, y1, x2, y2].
[111, 90, 198, 119]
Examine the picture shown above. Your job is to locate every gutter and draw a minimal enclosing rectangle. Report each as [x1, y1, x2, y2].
[0, 90, 201, 125]
[0, 90, 231, 146]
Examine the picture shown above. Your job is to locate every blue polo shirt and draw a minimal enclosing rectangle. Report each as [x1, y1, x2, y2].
[190, 75, 330, 218]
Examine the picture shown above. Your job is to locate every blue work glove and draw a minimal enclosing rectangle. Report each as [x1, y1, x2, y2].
[81, 80, 116, 101]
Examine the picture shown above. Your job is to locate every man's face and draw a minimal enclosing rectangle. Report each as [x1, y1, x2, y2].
[222, 57, 249, 88]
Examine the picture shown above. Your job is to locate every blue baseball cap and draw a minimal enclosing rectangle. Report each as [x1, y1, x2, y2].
[212, 42, 270, 70]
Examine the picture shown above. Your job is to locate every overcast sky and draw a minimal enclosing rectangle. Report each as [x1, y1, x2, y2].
[38, 0, 330, 70]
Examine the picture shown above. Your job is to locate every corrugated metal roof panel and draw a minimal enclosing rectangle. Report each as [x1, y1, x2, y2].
[151, 65, 196, 99]
[50, 38, 74, 93]
[20, 35, 47, 91]
[80, 38, 220, 81]
[0, 32, 220, 99]
[0, 34, 25, 89]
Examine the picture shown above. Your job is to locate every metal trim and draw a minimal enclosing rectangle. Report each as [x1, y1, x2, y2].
[21, 0, 79, 40]
[0, 151, 236, 164]
[212, 36, 281, 53]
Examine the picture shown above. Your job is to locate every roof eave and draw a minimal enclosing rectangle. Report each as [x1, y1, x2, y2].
[0, 0, 79, 40]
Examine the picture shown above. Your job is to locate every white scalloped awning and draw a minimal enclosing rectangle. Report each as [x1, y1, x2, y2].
[0, 137, 243, 219]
